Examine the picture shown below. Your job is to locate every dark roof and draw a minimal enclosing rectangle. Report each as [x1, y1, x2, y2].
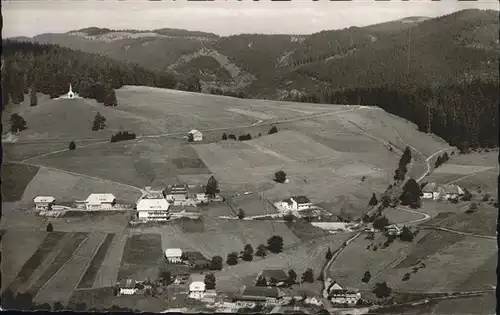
[421, 183, 438, 193]
[183, 251, 207, 261]
[283, 198, 293, 205]
[190, 259, 210, 266]
[260, 269, 288, 281]
[118, 279, 136, 289]
[292, 196, 311, 204]
[241, 286, 280, 298]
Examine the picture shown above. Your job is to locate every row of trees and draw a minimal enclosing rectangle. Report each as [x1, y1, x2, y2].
[434, 152, 450, 168]
[394, 146, 412, 181]
[110, 131, 136, 143]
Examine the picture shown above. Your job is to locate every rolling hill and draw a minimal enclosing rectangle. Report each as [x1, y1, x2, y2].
[4, 9, 498, 150]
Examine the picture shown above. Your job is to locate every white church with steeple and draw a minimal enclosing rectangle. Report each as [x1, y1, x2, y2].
[57, 84, 81, 100]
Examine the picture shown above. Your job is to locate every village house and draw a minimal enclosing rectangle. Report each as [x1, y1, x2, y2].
[280, 196, 312, 212]
[164, 184, 188, 205]
[324, 280, 361, 306]
[188, 129, 203, 142]
[165, 248, 183, 263]
[33, 196, 56, 211]
[136, 198, 170, 221]
[201, 289, 217, 303]
[421, 183, 441, 200]
[187, 185, 208, 203]
[233, 286, 282, 308]
[117, 279, 138, 295]
[189, 281, 206, 300]
[385, 224, 402, 236]
[84, 193, 116, 210]
[291, 289, 323, 306]
[440, 184, 465, 200]
[257, 269, 289, 287]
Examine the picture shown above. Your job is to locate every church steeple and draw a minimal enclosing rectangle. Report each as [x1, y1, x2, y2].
[67, 84, 75, 99]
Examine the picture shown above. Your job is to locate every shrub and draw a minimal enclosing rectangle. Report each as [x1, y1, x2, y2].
[266, 235, 284, 253]
[402, 273, 411, 281]
[461, 188, 472, 201]
[187, 133, 194, 142]
[110, 131, 136, 143]
[369, 193, 378, 206]
[373, 216, 389, 231]
[400, 226, 414, 242]
[46, 223, 54, 232]
[274, 170, 287, 183]
[238, 134, 252, 141]
[92, 112, 107, 131]
[222, 133, 228, 140]
[209, 256, 223, 271]
[373, 282, 392, 298]
[237, 209, 245, 219]
[361, 271, 371, 283]
[226, 252, 238, 265]
[482, 194, 491, 202]
[268, 126, 278, 134]
[204, 273, 216, 290]
[228, 134, 236, 140]
[255, 244, 267, 257]
[69, 141, 76, 150]
[10, 113, 28, 133]
[301, 269, 314, 283]
[325, 247, 333, 260]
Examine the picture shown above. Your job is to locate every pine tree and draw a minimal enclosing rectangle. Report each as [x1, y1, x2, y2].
[369, 193, 378, 206]
[205, 176, 218, 198]
[30, 87, 37, 106]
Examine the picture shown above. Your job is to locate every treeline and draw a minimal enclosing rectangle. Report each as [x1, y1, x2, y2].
[290, 80, 498, 149]
[1, 40, 179, 107]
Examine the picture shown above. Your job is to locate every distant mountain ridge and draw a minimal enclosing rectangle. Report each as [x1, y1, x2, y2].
[18, 9, 498, 98]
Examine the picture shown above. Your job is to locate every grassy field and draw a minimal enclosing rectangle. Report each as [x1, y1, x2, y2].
[2, 163, 40, 202]
[30, 138, 211, 188]
[431, 291, 496, 315]
[425, 204, 497, 236]
[382, 208, 426, 225]
[227, 194, 278, 216]
[117, 233, 164, 281]
[93, 233, 129, 288]
[34, 232, 108, 304]
[26, 232, 89, 298]
[47, 212, 132, 234]
[128, 217, 301, 260]
[1, 230, 52, 293]
[379, 237, 496, 293]
[77, 233, 116, 289]
[327, 232, 423, 292]
[214, 233, 351, 293]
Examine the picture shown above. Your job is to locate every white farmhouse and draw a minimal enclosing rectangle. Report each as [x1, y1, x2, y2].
[421, 183, 440, 200]
[165, 248, 183, 263]
[189, 281, 206, 300]
[85, 193, 116, 210]
[117, 279, 138, 295]
[280, 196, 312, 211]
[188, 129, 203, 142]
[33, 196, 56, 211]
[324, 280, 361, 306]
[136, 198, 170, 221]
[440, 184, 465, 200]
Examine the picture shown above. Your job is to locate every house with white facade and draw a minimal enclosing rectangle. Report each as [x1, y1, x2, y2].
[164, 184, 188, 205]
[324, 280, 361, 306]
[189, 281, 206, 300]
[188, 129, 203, 142]
[188, 185, 208, 203]
[233, 286, 282, 308]
[85, 193, 116, 210]
[33, 196, 56, 211]
[280, 196, 312, 212]
[117, 279, 138, 295]
[165, 248, 183, 263]
[440, 184, 464, 200]
[136, 198, 170, 221]
[421, 183, 440, 200]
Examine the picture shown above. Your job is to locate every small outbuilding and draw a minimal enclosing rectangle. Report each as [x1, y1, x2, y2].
[33, 196, 56, 211]
[188, 129, 203, 142]
[85, 193, 116, 210]
[165, 248, 183, 263]
[189, 281, 206, 300]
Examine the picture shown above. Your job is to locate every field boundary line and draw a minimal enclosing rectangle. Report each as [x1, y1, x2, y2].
[20, 140, 110, 163]
[420, 225, 495, 240]
[444, 167, 494, 185]
[33, 233, 91, 301]
[5, 160, 145, 194]
[73, 233, 109, 292]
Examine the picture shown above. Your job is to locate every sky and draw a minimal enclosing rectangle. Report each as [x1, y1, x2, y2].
[2, 0, 499, 38]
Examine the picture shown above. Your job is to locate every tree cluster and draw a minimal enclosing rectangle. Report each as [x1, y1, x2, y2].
[394, 146, 412, 181]
[110, 131, 136, 143]
[399, 179, 422, 208]
[434, 152, 450, 168]
[274, 170, 287, 183]
[268, 126, 278, 134]
[92, 112, 107, 131]
[238, 134, 252, 141]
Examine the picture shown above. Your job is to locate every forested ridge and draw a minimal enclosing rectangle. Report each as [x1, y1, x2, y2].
[1, 40, 181, 107]
[290, 80, 499, 150]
